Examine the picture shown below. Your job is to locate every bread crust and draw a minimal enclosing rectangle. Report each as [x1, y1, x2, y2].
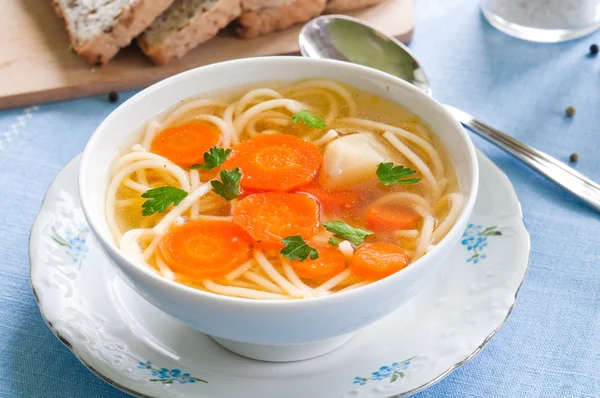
[138, 0, 242, 65]
[51, 0, 175, 66]
[235, 0, 326, 38]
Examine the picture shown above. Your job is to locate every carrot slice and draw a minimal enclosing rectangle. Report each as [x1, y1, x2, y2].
[350, 242, 409, 280]
[291, 244, 347, 280]
[151, 123, 220, 167]
[224, 134, 322, 191]
[158, 220, 250, 278]
[295, 183, 363, 213]
[233, 192, 320, 248]
[365, 205, 420, 232]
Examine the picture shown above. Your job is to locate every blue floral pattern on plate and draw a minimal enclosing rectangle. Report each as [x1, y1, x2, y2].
[51, 224, 90, 267]
[137, 361, 207, 384]
[353, 357, 415, 385]
[461, 224, 502, 263]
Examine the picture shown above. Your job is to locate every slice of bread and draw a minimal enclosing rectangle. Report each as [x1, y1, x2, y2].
[51, 0, 174, 66]
[235, 0, 326, 38]
[138, 0, 242, 65]
[241, 0, 292, 11]
[325, 0, 388, 13]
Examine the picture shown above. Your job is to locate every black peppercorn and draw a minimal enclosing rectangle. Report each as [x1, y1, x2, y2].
[590, 44, 599, 55]
[108, 91, 119, 103]
[569, 153, 579, 163]
[565, 106, 576, 117]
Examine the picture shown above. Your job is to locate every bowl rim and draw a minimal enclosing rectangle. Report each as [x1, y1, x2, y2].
[79, 56, 479, 307]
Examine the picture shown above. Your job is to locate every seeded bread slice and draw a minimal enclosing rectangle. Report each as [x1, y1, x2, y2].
[51, 0, 175, 66]
[235, 0, 326, 38]
[138, 0, 242, 65]
[325, 0, 388, 13]
[241, 0, 292, 11]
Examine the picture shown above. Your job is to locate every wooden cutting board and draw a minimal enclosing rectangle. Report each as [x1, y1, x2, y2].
[0, 0, 413, 110]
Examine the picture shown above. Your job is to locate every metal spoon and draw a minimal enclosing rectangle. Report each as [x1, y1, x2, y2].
[299, 15, 600, 213]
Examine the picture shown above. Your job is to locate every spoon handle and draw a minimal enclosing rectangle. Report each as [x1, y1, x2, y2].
[445, 105, 600, 212]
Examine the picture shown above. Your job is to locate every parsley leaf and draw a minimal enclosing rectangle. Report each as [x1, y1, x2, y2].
[291, 110, 326, 129]
[323, 221, 373, 246]
[141, 186, 188, 216]
[280, 235, 319, 261]
[190, 146, 232, 170]
[211, 167, 242, 201]
[328, 237, 342, 247]
[376, 162, 421, 185]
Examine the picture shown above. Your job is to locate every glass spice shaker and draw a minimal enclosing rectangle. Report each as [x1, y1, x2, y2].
[481, 0, 600, 42]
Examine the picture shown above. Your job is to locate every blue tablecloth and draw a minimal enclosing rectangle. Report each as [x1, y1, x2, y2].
[1, 0, 599, 397]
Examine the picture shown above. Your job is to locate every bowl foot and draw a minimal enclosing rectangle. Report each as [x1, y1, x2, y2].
[210, 332, 356, 362]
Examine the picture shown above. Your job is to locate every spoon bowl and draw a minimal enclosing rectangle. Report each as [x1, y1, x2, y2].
[300, 15, 431, 94]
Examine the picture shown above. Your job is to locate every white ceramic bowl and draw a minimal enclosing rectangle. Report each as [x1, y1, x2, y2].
[79, 57, 478, 362]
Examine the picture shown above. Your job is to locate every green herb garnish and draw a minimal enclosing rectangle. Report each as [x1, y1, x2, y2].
[323, 221, 373, 246]
[328, 237, 342, 247]
[280, 235, 319, 261]
[376, 162, 421, 185]
[190, 146, 232, 170]
[141, 186, 188, 216]
[211, 167, 242, 201]
[291, 110, 326, 129]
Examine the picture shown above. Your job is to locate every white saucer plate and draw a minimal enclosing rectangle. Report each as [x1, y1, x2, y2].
[29, 149, 529, 398]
